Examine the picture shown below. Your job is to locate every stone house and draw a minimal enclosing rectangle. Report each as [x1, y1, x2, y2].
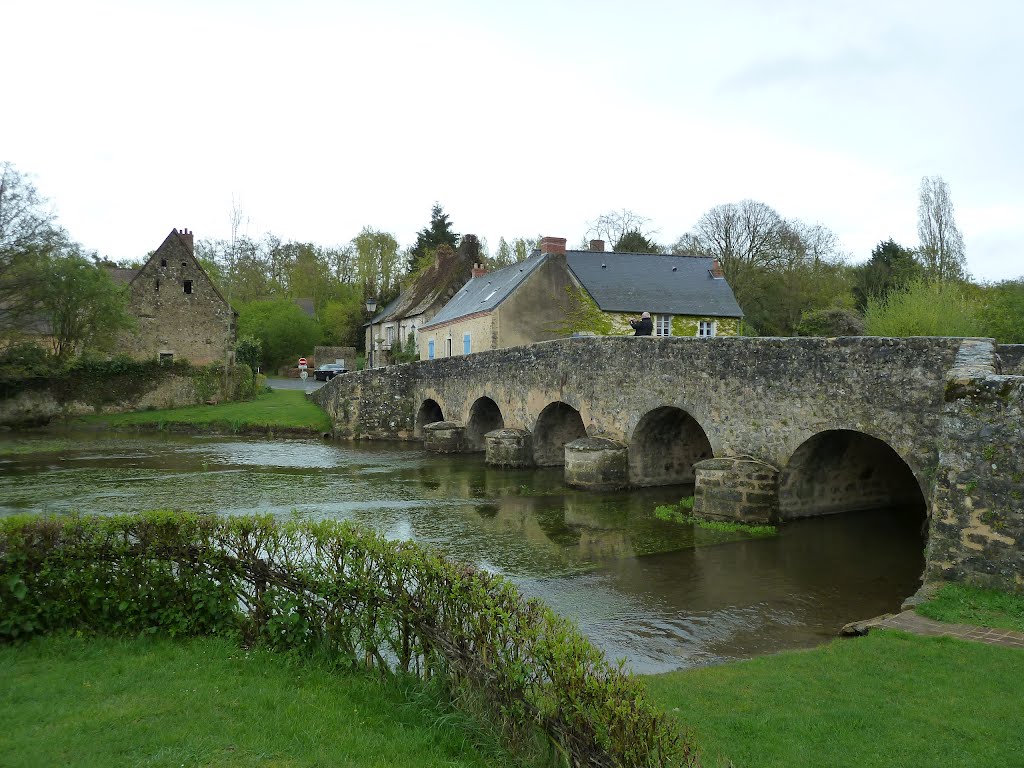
[109, 228, 236, 365]
[416, 237, 743, 360]
[365, 235, 480, 366]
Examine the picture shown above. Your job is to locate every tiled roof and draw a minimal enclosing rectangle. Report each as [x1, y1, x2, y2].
[566, 251, 743, 317]
[419, 251, 549, 329]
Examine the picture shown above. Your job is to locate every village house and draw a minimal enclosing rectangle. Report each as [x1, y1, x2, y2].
[365, 235, 480, 366]
[417, 236, 743, 360]
[108, 228, 236, 365]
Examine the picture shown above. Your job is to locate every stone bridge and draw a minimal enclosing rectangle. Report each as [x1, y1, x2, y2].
[311, 336, 1024, 593]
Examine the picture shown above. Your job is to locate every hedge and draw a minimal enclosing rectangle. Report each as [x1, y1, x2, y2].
[0, 512, 698, 768]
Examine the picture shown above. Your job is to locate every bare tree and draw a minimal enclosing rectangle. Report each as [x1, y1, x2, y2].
[586, 209, 659, 249]
[917, 175, 966, 282]
[674, 200, 786, 293]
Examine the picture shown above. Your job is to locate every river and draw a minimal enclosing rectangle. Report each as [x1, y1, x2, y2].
[0, 431, 926, 674]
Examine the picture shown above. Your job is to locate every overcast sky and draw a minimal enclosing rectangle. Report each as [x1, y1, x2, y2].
[5, 0, 1022, 280]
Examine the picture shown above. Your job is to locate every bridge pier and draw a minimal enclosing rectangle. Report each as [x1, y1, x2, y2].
[694, 457, 780, 524]
[564, 437, 629, 491]
[423, 421, 467, 453]
[485, 428, 534, 467]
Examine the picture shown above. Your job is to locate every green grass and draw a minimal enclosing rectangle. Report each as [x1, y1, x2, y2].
[0, 634, 518, 768]
[644, 631, 1024, 768]
[916, 583, 1024, 633]
[74, 389, 332, 433]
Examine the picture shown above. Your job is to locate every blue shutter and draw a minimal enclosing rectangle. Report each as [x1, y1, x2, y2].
[463, 334, 471, 354]
[428, 340, 435, 359]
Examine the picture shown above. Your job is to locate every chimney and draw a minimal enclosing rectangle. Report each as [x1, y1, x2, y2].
[471, 262, 486, 278]
[710, 258, 725, 279]
[589, 239, 605, 252]
[177, 227, 194, 252]
[539, 236, 567, 255]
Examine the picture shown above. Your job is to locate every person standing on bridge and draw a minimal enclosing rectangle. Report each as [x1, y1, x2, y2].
[630, 311, 653, 336]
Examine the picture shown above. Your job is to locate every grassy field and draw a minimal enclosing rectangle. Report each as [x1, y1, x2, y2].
[75, 389, 332, 434]
[0, 634, 517, 768]
[644, 585, 1024, 767]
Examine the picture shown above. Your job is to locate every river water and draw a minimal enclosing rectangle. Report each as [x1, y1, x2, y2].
[0, 432, 926, 674]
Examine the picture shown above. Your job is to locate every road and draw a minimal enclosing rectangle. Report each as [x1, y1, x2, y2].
[265, 376, 326, 392]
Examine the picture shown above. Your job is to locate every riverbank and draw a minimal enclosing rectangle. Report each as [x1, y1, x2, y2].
[67, 388, 332, 436]
[3, 586, 1021, 767]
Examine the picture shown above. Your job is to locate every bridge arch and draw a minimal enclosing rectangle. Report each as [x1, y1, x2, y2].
[779, 429, 926, 519]
[629, 406, 713, 486]
[466, 396, 504, 451]
[415, 399, 444, 437]
[533, 401, 587, 466]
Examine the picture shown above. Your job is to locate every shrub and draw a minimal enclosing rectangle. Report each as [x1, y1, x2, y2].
[864, 279, 982, 337]
[0, 513, 697, 768]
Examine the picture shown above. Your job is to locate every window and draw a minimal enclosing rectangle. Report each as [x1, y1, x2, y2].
[428, 340, 435, 359]
[160, 258, 167, 267]
[698, 320, 716, 337]
[386, 326, 395, 345]
[183, 280, 193, 294]
[159, 352, 173, 364]
[154, 279, 160, 292]
[655, 314, 672, 337]
[463, 334, 471, 355]
[446, 337, 453, 357]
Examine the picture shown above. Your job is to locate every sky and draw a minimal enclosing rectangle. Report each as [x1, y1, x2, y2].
[4, 0, 1022, 280]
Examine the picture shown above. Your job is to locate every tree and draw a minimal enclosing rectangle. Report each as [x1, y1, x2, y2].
[976, 279, 1024, 343]
[491, 236, 537, 268]
[917, 175, 966, 282]
[614, 229, 661, 253]
[0, 163, 67, 341]
[31, 248, 135, 360]
[864, 279, 981, 337]
[353, 228, 401, 304]
[237, 299, 322, 371]
[408, 203, 458, 272]
[586, 209, 657, 250]
[851, 239, 924, 311]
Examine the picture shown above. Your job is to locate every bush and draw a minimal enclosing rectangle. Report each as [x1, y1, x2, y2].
[0, 513, 697, 767]
[796, 308, 865, 337]
[864, 279, 982, 337]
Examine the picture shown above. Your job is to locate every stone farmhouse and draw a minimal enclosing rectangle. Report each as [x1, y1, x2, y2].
[365, 235, 481, 366]
[416, 236, 743, 361]
[108, 228, 236, 365]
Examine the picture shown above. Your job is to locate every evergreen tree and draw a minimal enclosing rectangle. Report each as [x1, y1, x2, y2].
[407, 203, 458, 272]
[851, 239, 923, 311]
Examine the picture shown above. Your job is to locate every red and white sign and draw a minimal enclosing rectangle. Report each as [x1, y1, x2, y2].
[298, 358, 307, 368]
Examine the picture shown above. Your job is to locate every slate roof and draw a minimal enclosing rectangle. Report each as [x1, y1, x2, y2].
[566, 251, 743, 318]
[419, 251, 550, 329]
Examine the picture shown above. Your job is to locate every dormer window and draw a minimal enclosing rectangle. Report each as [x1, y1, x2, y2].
[183, 280, 193, 295]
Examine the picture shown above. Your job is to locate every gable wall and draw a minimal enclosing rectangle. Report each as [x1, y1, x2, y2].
[120, 234, 235, 365]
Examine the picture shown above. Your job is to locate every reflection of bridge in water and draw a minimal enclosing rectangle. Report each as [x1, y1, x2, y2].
[312, 335, 1024, 593]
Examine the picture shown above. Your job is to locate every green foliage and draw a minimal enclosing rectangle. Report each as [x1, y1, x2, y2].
[851, 238, 924, 311]
[795, 307, 865, 337]
[0, 512, 697, 767]
[614, 229, 661, 254]
[234, 334, 262, 373]
[864, 278, 982, 337]
[551, 286, 614, 336]
[737, 259, 855, 336]
[391, 331, 419, 364]
[975, 279, 1024, 343]
[916, 583, 1024, 632]
[408, 203, 459, 272]
[237, 298, 322, 370]
[653, 498, 776, 537]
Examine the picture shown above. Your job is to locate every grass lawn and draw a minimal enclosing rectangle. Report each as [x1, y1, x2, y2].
[0, 634, 516, 768]
[644, 630, 1023, 768]
[74, 389, 332, 433]
[916, 583, 1024, 633]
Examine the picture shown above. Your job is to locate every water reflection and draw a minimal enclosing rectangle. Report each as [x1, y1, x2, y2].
[0, 432, 925, 673]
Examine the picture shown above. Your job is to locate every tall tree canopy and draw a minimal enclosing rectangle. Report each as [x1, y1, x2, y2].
[851, 239, 923, 311]
[917, 175, 966, 282]
[408, 203, 458, 272]
[614, 229, 661, 253]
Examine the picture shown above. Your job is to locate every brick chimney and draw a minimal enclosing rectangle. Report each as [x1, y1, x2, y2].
[589, 239, 605, 252]
[471, 262, 486, 278]
[176, 228, 194, 252]
[710, 258, 725, 278]
[539, 236, 567, 255]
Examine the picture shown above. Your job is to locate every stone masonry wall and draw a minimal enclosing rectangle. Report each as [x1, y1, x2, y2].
[998, 344, 1024, 376]
[926, 340, 1024, 592]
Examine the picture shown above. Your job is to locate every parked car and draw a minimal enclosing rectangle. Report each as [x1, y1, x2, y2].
[314, 363, 347, 381]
